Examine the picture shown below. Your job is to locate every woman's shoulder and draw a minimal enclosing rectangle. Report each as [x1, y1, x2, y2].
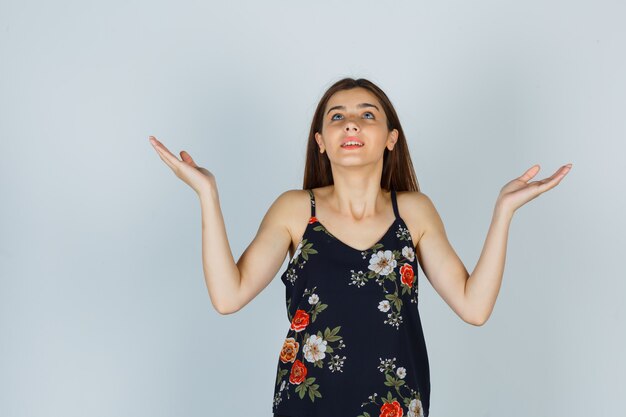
[396, 190, 435, 216]
[268, 188, 318, 247]
[396, 189, 432, 205]
[270, 187, 316, 221]
[396, 190, 433, 248]
[274, 187, 317, 205]
[278, 186, 332, 204]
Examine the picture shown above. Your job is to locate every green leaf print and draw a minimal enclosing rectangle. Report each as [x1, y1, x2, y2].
[324, 325, 342, 342]
[385, 293, 404, 313]
[312, 224, 332, 238]
[310, 302, 327, 322]
[369, 242, 385, 252]
[385, 293, 397, 301]
[308, 383, 322, 401]
[295, 376, 322, 401]
[275, 368, 288, 386]
[295, 383, 306, 399]
[383, 390, 396, 403]
[384, 372, 406, 388]
[300, 241, 318, 261]
[401, 284, 412, 296]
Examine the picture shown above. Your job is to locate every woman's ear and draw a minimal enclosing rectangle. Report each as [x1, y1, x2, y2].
[315, 132, 325, 154]
[387, 129, 399, 151]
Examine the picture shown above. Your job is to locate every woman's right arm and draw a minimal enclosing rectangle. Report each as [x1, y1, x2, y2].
[149, 136, 292, 315]
[199, 186, 294, 315]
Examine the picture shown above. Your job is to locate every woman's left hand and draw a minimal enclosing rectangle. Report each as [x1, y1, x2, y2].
[496, 163, 573, 215]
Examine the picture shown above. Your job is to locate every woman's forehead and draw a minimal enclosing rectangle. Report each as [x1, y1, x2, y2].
[326, 88, 382, 112]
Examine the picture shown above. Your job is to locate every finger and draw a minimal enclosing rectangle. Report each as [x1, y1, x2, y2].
[149, 136, 177, 158]
[180, 151, 199, 168]
[153, 145, 179, 171]
[518, 164, 541, 182]
[152, 145, 182, 174]
[149, 136, 183, 169]
[543, 164, 572, 183]
[536, 164, 572, 191]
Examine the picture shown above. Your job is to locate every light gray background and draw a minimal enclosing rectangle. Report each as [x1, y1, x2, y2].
[1, 0, 624, 416]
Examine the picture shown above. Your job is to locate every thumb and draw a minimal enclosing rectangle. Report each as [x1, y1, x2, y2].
[180, 150, 198, 167]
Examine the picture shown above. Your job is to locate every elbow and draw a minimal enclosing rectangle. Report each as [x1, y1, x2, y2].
[212, 299, 242, 315]
[215, 306, 236, 315]
[464, 311, 487, 327]
[463, 297, 490, 326]
[215, 305, 232, 315]
[209, 287, 242, 315]
[469, 317, 486, 327]
[215, 302, 241, 315]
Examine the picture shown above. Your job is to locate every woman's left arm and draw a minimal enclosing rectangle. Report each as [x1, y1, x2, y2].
[465, 163, 573, 325]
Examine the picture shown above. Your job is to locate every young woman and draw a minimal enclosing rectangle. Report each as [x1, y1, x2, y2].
[149, 77, 572, 417]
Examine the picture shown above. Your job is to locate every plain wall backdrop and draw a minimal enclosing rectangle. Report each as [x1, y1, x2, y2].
[1, 0, 624, 416]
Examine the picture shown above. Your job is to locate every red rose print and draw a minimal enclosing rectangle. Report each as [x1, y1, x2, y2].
[400, 263, 414, 288]
[290, 309, 310, 332]
[380, 400, 404, 417]
[309, 216, 318, 224]
[289, 359, 307, 384]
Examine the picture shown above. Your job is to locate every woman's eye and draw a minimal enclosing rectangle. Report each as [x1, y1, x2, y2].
[331, 112, 375, 120]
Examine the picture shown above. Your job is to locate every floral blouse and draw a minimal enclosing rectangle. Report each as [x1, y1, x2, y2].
[272, 189, 430, 417]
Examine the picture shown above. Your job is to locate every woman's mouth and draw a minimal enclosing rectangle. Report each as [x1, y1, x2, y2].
[341, 141, 364, 149]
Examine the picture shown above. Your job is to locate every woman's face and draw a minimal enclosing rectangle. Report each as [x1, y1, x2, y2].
[315, 87, 398, 167]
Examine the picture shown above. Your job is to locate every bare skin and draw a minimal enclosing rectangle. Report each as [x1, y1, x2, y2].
[149, 87, 573, 324]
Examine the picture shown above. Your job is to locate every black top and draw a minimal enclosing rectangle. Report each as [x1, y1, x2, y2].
[271, 189, 430, 417]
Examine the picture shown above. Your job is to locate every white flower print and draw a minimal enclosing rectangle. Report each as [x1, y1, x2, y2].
[284, 267, 298, 284]
[384, 311, 403, 329]
[408, 397, 425, 417]
[396, 366, 406, 379]
[368, 250, 397, 276]
[378, 357, 396, 372]
[378, 300, 391, 312]
[328, 353, 346, 372]
[273, 391, 282, 407]
[303, 334, 327, 362]
[402, 245, 415, 262]
[348, 269, 368, 287]
[292, 240, 303, 262]
[308, 293, 319, 304]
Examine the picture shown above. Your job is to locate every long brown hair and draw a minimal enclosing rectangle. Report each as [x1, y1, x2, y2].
[302, 77, 420, 192]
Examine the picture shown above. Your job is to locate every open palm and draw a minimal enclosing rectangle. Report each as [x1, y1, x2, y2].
[498, 163, 573, 214]
[149, 135, 215, 195]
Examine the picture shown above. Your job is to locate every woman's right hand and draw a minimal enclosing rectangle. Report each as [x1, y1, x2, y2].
[149, 135, 216, 196]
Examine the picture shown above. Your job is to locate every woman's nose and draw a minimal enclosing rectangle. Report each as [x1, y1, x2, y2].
[344, 121, 359, 132]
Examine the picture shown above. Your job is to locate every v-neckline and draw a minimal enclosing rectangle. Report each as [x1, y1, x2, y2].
[311, 217, 399, 253]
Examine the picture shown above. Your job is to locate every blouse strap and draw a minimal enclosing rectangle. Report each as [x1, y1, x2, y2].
[391, 189, 400, 220]
[307, 189, 316, 217]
